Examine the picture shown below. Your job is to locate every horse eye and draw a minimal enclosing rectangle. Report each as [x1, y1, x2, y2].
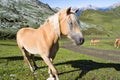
[69, 22, 73, 30]
[70, 22, 73, 26]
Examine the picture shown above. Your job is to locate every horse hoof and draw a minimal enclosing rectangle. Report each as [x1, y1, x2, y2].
[34, 66, 39, 71]
[47, 77, 55, 80]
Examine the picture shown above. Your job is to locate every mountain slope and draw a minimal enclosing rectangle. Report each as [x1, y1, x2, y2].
[0, 0, 55, 29]
[0, 0, 55, 39]
[80, 8, 120, 37]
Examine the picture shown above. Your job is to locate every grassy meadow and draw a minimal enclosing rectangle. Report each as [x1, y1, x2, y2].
[84, 37, 119, 51]
[0, 1, 120, 80]
[80, 8, 120, 36]
[0, 39, 120, 80]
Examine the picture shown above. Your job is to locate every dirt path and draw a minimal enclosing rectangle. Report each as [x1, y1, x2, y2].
[62, 42, 120, 62]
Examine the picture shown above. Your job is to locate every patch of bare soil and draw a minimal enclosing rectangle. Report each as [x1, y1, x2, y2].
[62, 42, 120, 62]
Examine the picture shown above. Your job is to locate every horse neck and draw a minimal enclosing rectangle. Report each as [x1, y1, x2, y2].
[38, 21, 59, 44]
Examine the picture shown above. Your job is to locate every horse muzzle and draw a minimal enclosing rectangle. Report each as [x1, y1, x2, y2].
[69, 33, 85, 45]
[75, 37, 84, 45]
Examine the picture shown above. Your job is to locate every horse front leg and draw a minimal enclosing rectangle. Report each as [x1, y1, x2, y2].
[41, 55, 59, 80]
[47, 58, 54, 80]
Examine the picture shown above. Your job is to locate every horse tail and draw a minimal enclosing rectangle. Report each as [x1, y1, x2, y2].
[114, 39, 118, 48]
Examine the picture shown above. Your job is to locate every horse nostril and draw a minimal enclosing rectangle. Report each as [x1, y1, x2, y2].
[80, 38, 84, 45]
[76, 38, 85, 45]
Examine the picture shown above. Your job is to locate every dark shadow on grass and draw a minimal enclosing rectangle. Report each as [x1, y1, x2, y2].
[0, 43, 17, 46]
[0, 56, 48, 71]
[56, 60, 120, 80]
[0, 56, 42, 61]
[1, 56, 120, 79]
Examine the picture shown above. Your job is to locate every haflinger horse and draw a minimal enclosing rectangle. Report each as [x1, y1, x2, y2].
[16, 7, 84, 80]
[114, 39, 120, 48]
[90, 39, 100, 45]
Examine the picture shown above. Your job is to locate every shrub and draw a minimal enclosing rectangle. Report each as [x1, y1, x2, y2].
[0, 29, 17, 39]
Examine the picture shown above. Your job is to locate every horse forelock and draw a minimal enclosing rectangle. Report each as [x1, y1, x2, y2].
[65, 14, 81, 35]
[70, 14, 80, 26]
[47, 12, 60, 37]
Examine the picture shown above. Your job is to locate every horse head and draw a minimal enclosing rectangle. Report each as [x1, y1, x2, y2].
[59, 7, 84, 45]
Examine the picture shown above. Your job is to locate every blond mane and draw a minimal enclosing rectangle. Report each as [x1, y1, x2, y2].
[47, 12, 60, 37]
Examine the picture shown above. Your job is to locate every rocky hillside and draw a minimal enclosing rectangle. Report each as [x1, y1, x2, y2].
[0, 0, 55, 29]
[0, 0, 55, 39]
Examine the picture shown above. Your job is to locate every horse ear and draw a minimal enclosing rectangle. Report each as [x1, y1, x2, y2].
[74, 8, 79, 13]
[73, 8, 80, 16]
[66, 7, 71, 15]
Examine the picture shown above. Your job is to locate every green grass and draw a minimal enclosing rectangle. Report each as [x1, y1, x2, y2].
[80, 9, 120, 37]
[83, 37, 120, 51]
[0, 40, 120, 80]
